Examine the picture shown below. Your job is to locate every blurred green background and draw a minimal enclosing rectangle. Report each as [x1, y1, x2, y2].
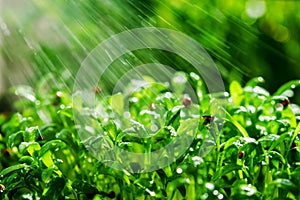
[0, 0, 300, 108]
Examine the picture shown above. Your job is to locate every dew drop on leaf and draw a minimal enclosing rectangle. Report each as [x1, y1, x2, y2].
[205, 182, 214, 191]
[176, 167, 183, 174]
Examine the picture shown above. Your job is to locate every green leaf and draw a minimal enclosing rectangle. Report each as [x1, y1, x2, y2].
[268, 132, 291, 152]
[268, 179, 297, 193]
[269, 150, 286, 164]
[123, 119, 149, 138]
[223, 136, 241, 150]
[41, 168, 54, 183]
[19, 156, 35, 165]
[126, 142, 145, 153]
[39, 140, 66, 157]
[110, 93, 124, 115]
[165, 107, 181, 130]
[212, 164, 243, 181]
[231, 183, 258, 197]
[274, 80, 300, 96]
[71, 180, 99, 196]
[41, 151, 55, 168]
[24, 126, 40, 142]
[102, 120, 118, 141]
[172, 72, 187, 96]
[240, 137, 258, 153]
[177, 118, 199, 136]
[40, 124, 58, 140]
[246, 77, 265, 87]
[258, 134, 280, 143]
[0, 164, 27, 176]
[289, 122, 300, 150]
[42, 177, 66, 199]
[229, 81, 243, 106]
[1, 113, 22, 135]
[225, 110, 249, 137]
[282, 106, 297, 128]
[56, 129, 78, 153]
[190, 72, 207, 101]
[19, 142, 41, 156]
[39, 140, 66, 168]
[151, 127, 172, 142]
[8, 131, 23, 147]
[12, 85, 36, 102]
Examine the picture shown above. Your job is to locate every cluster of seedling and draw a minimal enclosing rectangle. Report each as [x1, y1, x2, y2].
[0, 73, 299, 199]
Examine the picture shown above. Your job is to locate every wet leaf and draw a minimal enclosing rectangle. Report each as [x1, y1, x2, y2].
[0, 164, 27, 176]
[274, 80, 300, 96]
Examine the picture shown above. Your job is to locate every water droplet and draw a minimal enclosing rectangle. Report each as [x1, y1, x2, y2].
[185, 178, 191, 184]
[35, 100, 41, 106]
[130, 97, 138, 103]
[124, 111, 130, 118]
[201, 193, 208, 199]
[241, 185, 256, 196]
[56, 91, 63, 98]
[192, 156, 203, 166]
[176, 167, 183, 174]
[246, 0, 266, 19]
[275, 103, 284, 111]
[257, 77, 264, 82]
[218, 193, 224, 199]
[150, 124, 158, 132]
[190, 72, 200, 81]
[246, 119, 252, 126]
[146, 188, 156, 197]
[173, 73, 187, 84]
[165, 92, 173, 99]
[213, 190, 219, 195]
[247, 105, 255, 114]
[205, 182, 214, 191]
[291, 84, 296, 89]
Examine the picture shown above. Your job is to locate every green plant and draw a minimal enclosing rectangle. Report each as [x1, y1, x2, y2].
[0, 73, 300, 199]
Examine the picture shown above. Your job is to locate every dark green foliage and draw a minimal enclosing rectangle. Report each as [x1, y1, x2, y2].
[0, 75, 300, 199]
